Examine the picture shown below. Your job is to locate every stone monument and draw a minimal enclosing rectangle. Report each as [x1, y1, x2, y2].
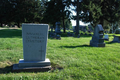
[112, 35, 120, 43]
[55, 22, 61, 34]
[104, 34, 109, 41]
[13, 23, 51, 72]
[90, 24, 105, 47]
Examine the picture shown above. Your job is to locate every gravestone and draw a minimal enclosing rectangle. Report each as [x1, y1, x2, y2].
[112, 35, 120, 43]
[90, 24, 105, 47]
[49, 32, 56, 38]
[50, 26, 54, 32]
[104, 34, 109, 41]
[77, 34, 80, 38]
[67, 32, 74, 37]
[56, 35, 61, 40]
[13, 23, 51, 72]
[55, 22, 61, 34]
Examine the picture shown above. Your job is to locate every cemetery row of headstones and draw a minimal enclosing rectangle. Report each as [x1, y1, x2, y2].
[49, 22, 93, 39]
[12, 23, 119, 72]
[49, 22, 61, 39]
[90, 24, 120, 47]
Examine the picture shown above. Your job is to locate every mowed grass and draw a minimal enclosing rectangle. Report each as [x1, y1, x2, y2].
[0, 29, 120, 80]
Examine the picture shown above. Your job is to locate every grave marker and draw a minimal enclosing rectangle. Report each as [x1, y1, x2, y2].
[112, 35, 120, 43]
[55, 22, 61, 34]
[90, 24, 105, 47]
[13, 23, 51, 72]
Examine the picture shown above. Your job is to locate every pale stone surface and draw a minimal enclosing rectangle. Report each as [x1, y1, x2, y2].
[22, 24, 48, 61]
[13, 24, 51, 71]
[104, 34, 109, 40]
[19, 58, 50, 67]
[19, 23, 50, 67]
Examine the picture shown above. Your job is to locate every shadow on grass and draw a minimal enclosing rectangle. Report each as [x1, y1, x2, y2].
[50, 62, 63, 72]
[61, 44, 92, 48]
[105, 41, 117, 44]
[0, 65, 13, 74]
[48, 31, 92, 38]
[0, 29, 22, 38]
[0, 63, 63, 73]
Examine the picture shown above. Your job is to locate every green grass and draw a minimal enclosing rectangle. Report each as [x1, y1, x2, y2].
[0, 29, 120, 80]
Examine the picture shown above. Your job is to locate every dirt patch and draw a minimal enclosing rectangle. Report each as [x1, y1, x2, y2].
[50, 62, 64, 72]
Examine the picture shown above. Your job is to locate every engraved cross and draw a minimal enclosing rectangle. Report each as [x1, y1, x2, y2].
[39, 46, 44, 54]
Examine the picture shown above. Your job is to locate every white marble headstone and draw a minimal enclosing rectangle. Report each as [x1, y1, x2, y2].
[104, 34, 109, 40]
[19, 23, 50, 67]
[22, 24, 48, 61]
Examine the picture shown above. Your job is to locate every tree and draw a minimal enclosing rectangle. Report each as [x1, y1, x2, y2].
[70, 0, 83, 35]
[80, 0, 120, 28]
[0, 0, 44, 28]
[42, 0, 58, 27]
[42, 0, 72, 33]
[76, 0, 80, 35]
[0, 0, 14, 27]
[12, 0, 44, 27]
[56, 0, 72, 33]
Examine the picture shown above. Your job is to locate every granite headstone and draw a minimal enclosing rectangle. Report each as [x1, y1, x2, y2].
[55, 22, 61, 34]
[90, 24, 105, 47]
[112, 35, 120, 43]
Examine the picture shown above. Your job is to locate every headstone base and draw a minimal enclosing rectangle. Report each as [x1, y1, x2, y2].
[90, 40, 105, 47]
[13, 58, 51, 72]
[19, 58, 50, 67]
[13, 64, 51, 72]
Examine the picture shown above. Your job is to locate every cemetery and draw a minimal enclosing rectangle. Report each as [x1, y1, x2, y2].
[0, 0, 120, 80]
[0, 26, 120, 80]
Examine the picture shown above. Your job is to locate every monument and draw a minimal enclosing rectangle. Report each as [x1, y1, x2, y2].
[55, 22, 61, 34]
[104, 34, 109, 41]
[90, 24, 105, 47]
[112, 35, 120, 43]
[13, 23, 51, 72]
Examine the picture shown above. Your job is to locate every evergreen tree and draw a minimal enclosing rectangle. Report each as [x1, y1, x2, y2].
[12, 0, 43, 27]
[80, 0, 120, 28]
[42, 0, 71, 33]
[70, 0, 83, 35]
[0, 0, 44, 28]
[0, 0, 14, 27]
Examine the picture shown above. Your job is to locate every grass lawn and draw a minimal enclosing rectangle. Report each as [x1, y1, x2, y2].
[0, 29, 120, 80]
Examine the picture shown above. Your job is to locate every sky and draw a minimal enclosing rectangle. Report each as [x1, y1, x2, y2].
[71, 20, 89, 26]
[70, 9, 89, 26]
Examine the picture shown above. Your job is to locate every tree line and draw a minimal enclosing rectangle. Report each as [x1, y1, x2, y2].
[0, 0, 120, 34]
